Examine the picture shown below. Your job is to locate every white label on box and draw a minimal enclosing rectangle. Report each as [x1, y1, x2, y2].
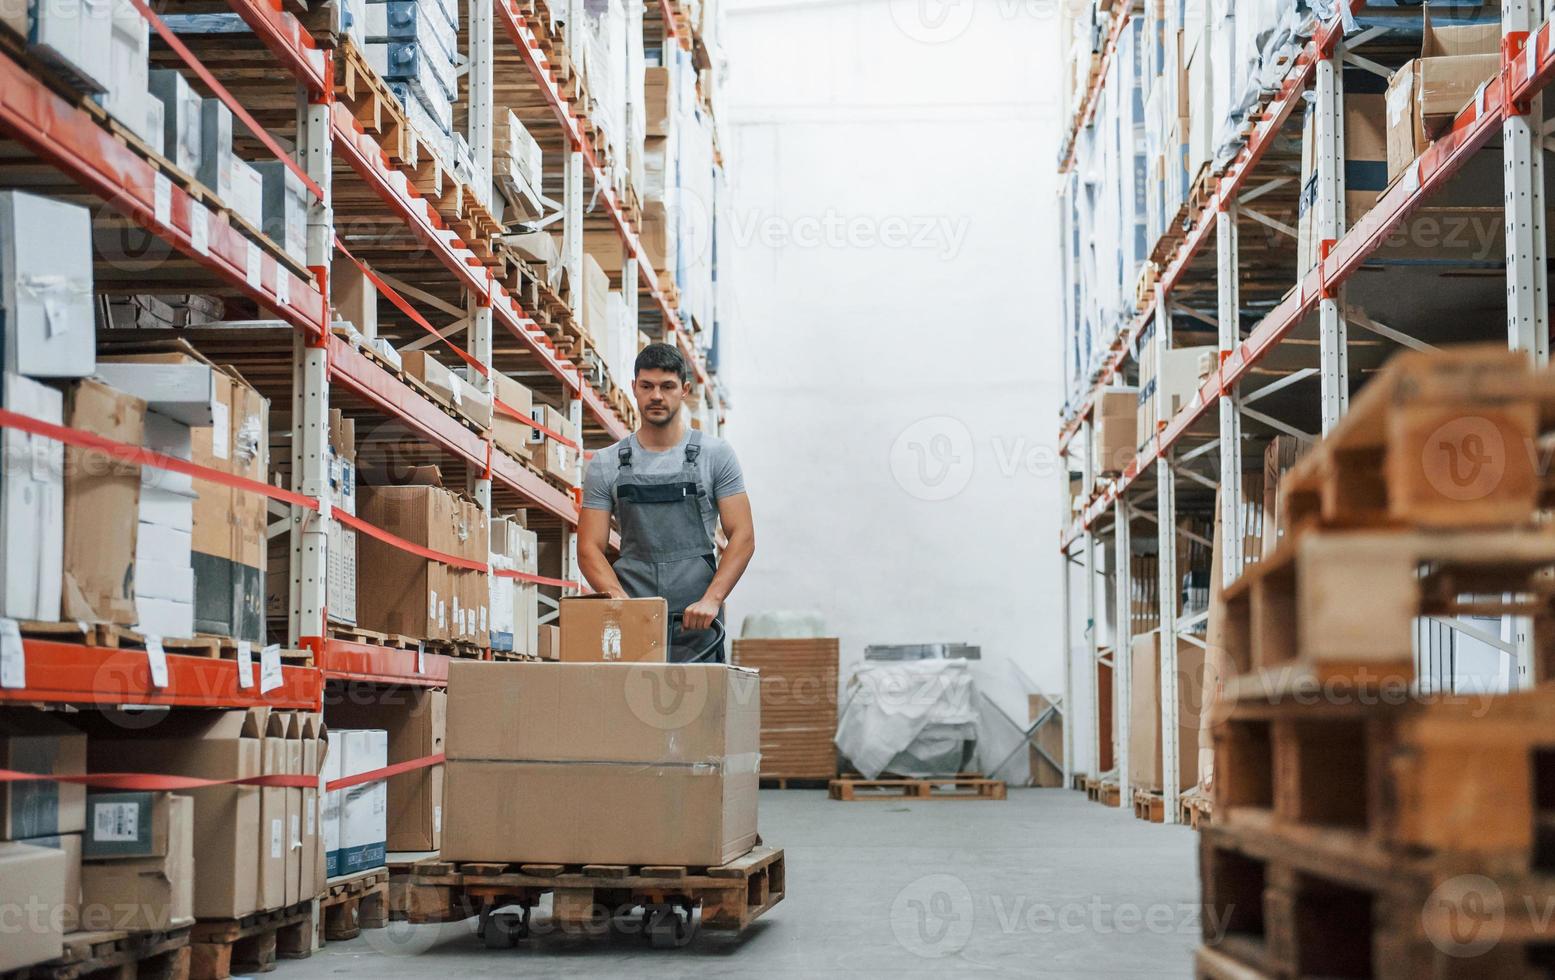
[154, 172, 171, 227]
[0, 619, 24, 689]
[428, 591, 437, 620]
[190, 206, 208, 255]
[271, 818, 283, 858]
[236, 640, 254, 688]
[276, 272, 289, 306]
[290, 814, 301, 848]
[93, 801, 139, 842]
[246, 241, 262, 289]
[259, 644, 283, 693]
[601, 624, 622, 661]
[416, 641, 425, 675]
[145, 636, 169, 688]
[438, 601, 446, 629]
[434, 805, 442, 833]
[307, 800, 316, 835]
[212, 400, 231, 460]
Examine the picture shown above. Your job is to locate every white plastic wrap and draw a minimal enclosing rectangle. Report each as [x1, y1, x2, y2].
[834, 660, 980, 780]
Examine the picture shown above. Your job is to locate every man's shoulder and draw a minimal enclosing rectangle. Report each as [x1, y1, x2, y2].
[693, 429, 736, 457]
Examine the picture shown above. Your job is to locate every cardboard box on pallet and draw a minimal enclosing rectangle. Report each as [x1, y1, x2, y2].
[191, 366, 269, 643]
[1, 710, 86, 841]
[1128, 633, 1205, 794]
[325, 729, 387, 880]
[527, 405, 580, 484]
[442, 662, 760, 866]
[1, 374, 64, 622]
[86, 710, 264, 918]
[0, 842, 66, 971]
[81, 793, 193, 931]
[559, 596, 668, 662]
[490, 372, 534, 462]
[259, 710, 289, 911]
[62, 379, 144, 626]
[1386, 9, 1501, 181]
[328, 690, 445, 851]
[1093, 386, 1138, 476]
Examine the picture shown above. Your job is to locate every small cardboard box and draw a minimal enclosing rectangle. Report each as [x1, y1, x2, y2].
[1128, 633, 1205, 794]
[442, 662, 760, 866]
[559, 596, 668, 662]
[537, 624, 560, 661]
[337, 730, 387, 879]
[1, 710, 87, 841]
[491, 372, 535, 461]
[1093, 386, 1138, 476]
[81, 794, 192, 931]
[62, 378, 144, 625]
[0, 842, 67, 971]
[83, 791, 175, 860]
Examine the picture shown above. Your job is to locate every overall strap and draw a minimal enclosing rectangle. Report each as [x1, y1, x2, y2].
[684, 428, 703, 465]
[617, 441, 633, 467]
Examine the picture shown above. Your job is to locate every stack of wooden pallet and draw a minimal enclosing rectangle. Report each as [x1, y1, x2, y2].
[1198, 347, 1555, 978]
[731, 637, 840, 786]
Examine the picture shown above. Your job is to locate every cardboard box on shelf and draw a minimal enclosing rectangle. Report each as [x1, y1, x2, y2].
[442, 662, 760, 866]
[581, 251, 610, 343]
[149, 69, 202, 175]
[81, 794, 193, 931]
[254, 159, 308, 266]
[258, 711, 287, 911]
[0, 192, 95, 378]
[327, 690, 445, 852]
[559, 596, 668, 663]
[62, 379, 144, 626]
[355, 468, 476, 641]
[134, 410, 196, 639]
[0, 842, 66, 971]
[490, 373, 535, 461]
[1, 711, 86, 841]
[87, 710, 263, 918]
[1136, 340, 1215, 446]
[192, 366, 269, 643]
[1, 374, 64, 622]
[301, 713, 324, 896]
[82, 791, 177, 860]
[1128, 633, 1205, 794]
[20, 832, 81, 933]
[322, 730, 343, 879]
[1385, 11, 1499, 182]
[1094, 386, 1138, 476]
[527, 405, 579, 484]
[334, 729, 387, 880]
[644, 66, 671, 136]
[327, 411, 359, 627]
[331, 252, 377, 339]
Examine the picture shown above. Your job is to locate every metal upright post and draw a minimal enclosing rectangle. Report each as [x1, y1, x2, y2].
[1060, 471, 1075, 788]
[1083, 421, 1101, 779]
[468, 294, 494, 513]
[468, 0, 494, 190]
[1216, 205, 1244, 586]
[1314, 53, 1349, 433]
[1113, 496, 1132, 809]
[290, 96, 334, 646]
[1504, 0, 1548, 689]
[1155, 298, 1183, 824]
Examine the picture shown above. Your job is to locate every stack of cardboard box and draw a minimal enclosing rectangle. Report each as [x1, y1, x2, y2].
[328, 694, 441, 856]
[528, 404, 580, 485]
[322, 729, 389, 879]
[328, 410, 359, 627]
[356, 467, 488, 645]
[1128, 632, 1206, 800]
[730, 637, 840, 783]
[1092, 385, 1138, 477]
[61, 379, 144, 626]
[489, 516, 539, 655]
[1386, 9, 1500, 181]
[81, 791, 194, 930]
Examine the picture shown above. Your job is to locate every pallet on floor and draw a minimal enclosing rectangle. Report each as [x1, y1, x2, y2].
[392, 846, 785, 946]
[828, 776, 1006, 801]
[188, 902, 313, 980]
[759, 776, 833, 790]
[3, 924, 192, 980]
[1180, 790, 1213, 830]
[319, 869, 390, 944]
[1131, 788, 1165, 823]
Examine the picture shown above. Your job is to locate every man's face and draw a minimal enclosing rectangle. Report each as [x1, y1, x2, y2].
[633, 368, 688, 427]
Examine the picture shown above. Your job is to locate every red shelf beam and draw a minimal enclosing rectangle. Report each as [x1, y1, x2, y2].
[315, 639, 450, 686]
[0, 640, 321, 709]
[224, 0, 329, 96]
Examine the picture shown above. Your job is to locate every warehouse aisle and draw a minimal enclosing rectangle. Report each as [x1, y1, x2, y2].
[294, 790, 1198, 978]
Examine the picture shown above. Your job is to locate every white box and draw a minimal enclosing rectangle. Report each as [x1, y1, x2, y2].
[197, 98, 234, 202]
[135, 523, 191, 564]
[25, 0, 114, 93]
[141, 409, 195, 496]
[1, 374, 63, 621]
[333, 730, 386, 879]
[322, 731, 344, 878]
[148, 70, 201, 176]
[253, 161, 308, 266]
[229, 158, 264, 230]
[143, 95, 164, 158]
[102, 0, 153, 144]
[138, 485, 196, 532]
[95, 363, 215, 427]
[134, 557, 194, 603]
[134, 595, 193, 638]
[0, 192, 95, 378]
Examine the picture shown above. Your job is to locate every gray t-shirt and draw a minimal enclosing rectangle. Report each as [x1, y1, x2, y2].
[583, 430, 746, 542]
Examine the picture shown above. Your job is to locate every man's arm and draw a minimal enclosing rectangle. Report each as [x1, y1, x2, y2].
[682, 492, 754, 630]
[577, 508, 628, 598]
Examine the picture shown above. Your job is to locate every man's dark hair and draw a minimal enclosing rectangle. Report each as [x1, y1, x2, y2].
[634, 342, 689, 384]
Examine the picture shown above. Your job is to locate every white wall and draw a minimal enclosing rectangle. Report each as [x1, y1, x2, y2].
[719, 0, 1068, 728]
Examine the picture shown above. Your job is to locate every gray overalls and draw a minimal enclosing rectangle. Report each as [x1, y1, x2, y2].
[611, 430, 724, 663]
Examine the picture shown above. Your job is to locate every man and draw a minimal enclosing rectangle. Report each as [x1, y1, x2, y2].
[578, 343, 755, 662]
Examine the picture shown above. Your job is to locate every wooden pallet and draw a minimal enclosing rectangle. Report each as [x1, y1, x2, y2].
[828, 777, 1006, 801]
[188, 902, 313, 980]
[17, 620, 224, 656]
[3, 925, 193, 980]
[1280, 345, 1555, 535]
[759, 777, 833, 790]
[327, 625, 421, 650]
[1132, 788, 1166, 823]
[1180, 791, 1213, 830]
[1098, 779, 1121, 808]
[392, 847, 785, 945]
[319, 869, 390, 944]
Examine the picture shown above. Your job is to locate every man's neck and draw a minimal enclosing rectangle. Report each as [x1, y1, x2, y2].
[635, 417, 687, 452]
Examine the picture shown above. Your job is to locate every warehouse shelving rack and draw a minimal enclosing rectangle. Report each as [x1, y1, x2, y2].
[1055, 0, 1554, 822]
[0, 0, 726, 707]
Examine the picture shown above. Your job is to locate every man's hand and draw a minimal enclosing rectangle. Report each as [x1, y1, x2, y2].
[681, 596, 721, 631]
[604, 586, 630, 600]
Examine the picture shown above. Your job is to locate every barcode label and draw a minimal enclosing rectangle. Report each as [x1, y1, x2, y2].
[259, 644, 283, 693]
[93, 801, 139, 843]
[145, 637, 169, 688]
[236, 640, 254, 688]
[0, 618, 24, 689]
[154, 173, 171, 226]
[190, 207, 208, 255]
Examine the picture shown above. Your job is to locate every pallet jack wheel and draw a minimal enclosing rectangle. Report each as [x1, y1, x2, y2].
[479, 905, 530, 948]
[643, 903, 694, 948]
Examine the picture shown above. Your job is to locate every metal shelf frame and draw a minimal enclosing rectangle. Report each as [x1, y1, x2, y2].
[0, 0, 727, 701]
[1056, 0, 1555, 821]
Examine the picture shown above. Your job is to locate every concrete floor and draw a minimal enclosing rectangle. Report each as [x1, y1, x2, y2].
[286, 789, 1199, 978]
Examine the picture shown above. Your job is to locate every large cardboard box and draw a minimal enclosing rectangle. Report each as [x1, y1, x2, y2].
[1128, 633, 1205, 794]
[1, 374, 64, 622]
[0, 710, 86, 841]
[87, 711, 263, 918]
[0, 842, 66, 971]
[258, 711, 287, 910]
[327, 691, 445, 852]
[1385, 35, 1499, 181]
[442, 662, 760, 866]
[356, 469, 474, 641]
[0, 192, 96, 378]
[336, 730, 387, 879]
[1094, 386, 1138, 476]
[527, 405, 580, 484]
[80, 794, 193, 930]
[580, 252, 610, 344]
[644, 66, 671, 136]
[490, 372, 535, 462]
[62, 379, 144, 625]
[191, 366, 268, 643]
[559, 596, 668, 662]
[1137, 342, 1214, 446]
[22, 832, 81, 933]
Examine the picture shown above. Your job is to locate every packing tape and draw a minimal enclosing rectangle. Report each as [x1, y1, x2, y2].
[128, 0, 324, 202]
